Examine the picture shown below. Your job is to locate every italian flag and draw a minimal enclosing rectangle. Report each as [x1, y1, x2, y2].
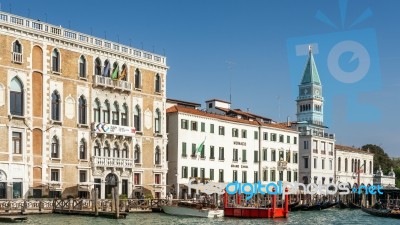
[196, 137, 206, 154]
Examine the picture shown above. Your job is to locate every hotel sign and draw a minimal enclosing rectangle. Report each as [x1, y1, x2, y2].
[92, 123, 136, 136]
[233, 141, 246, 146]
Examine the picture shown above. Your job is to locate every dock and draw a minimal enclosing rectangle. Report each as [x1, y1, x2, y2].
[0, 215, 28, 222]
[53, 209, 127, 219]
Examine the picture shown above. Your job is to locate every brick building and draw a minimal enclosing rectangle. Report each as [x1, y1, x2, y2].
[0, 12, 168, 199]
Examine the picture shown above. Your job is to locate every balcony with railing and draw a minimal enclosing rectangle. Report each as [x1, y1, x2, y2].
[299, 130, 335, 139]
[12, 52, 23, 63]
[92, 156, 134, 168]
[313, 149, 318, 153]
[321, 150, 326, 154]
[93, 75, 132, 92]
[0, 12, 167, 66]
[329, 151, 334, 156]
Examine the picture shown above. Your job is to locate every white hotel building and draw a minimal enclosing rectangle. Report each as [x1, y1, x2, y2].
[166, 99, 299, 198]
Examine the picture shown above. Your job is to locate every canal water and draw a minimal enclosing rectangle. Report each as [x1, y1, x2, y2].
[12, 209, 399, 225]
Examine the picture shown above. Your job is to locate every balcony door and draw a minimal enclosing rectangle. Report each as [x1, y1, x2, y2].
[105, 173, 118, 198]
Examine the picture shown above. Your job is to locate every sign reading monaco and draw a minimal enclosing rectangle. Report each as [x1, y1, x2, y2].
[92, 122, 136, 136]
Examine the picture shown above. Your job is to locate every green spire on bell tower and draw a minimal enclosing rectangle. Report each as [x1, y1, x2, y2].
[300, 46, 321, 85]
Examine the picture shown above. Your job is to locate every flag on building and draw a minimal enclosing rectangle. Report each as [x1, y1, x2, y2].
[196, 137, 206, 154]
[111, 65, 119, 80]
[103, 62, 110, 76]
[119, 66, 127, 80]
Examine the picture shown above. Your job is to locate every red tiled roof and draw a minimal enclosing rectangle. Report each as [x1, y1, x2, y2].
[167, 106, 296, 132]
[215, 107, 272, 121]
[335, 144, 374, 155]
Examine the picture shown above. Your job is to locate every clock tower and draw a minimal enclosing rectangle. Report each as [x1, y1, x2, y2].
[296, 46, 324, 126]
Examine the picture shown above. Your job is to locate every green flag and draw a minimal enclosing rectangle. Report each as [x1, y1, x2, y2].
[111, 65, 119, 80]
[196, 138, 206, 154]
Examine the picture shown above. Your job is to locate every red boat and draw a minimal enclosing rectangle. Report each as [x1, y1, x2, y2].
[223, 189, 290, 218]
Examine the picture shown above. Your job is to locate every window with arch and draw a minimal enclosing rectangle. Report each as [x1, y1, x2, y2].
[134, 105, 141, 131]
[79, 55, 86, 78]
[345, 158, 348, 172]
[51, 91, 61, 121]
[93, 98, 101, 123]
[104, 141, 111, 157]
[120, 64, 128, 81]
[134, 68, 141, 89]
[51, 136, 60, 158]
[78, 96, 87, 124]
[155, 74, 161, 93]
[103, 60, 110, 77]
[103, 100, 110, 124]
[369, 161, 372, 174]
[134, 144, 141, 163]
[112, 101, 119, 125]
[79, 138, 87, 160]
[338, 157, 341, 171]
[155, 146, 161, 165]
[121, 103, 128, 126]
[10, 77, 24, 116]
[122, 143, 129, 158]
[12, 40, 22, 63]
[154, 108, 161, 133]
[94, 140, 101, 156]
[95, 58, 102, 75]
[113, 142, 119, 158]
[52, 49, 60, 72]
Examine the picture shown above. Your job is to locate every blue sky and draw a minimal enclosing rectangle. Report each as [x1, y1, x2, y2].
[3, 0, 400, 156]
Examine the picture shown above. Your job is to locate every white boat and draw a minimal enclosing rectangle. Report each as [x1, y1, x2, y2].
[161, 204, 224, 218]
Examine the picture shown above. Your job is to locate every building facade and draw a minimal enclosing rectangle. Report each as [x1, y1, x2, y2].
[335, 145, 374, 186]
[166, 99, 299, 199]
[0, 12, 168, 199]
[373, 167, 396, 188]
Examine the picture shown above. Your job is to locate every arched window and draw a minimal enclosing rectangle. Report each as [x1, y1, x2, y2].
[154, 108, 161, 133]
[52, 49, 60, 72]
[103, 60, 110, 77]
[120, 64, 128, 81]
[111, 62, 119, 80]
[345, 158, 348, 172]
[78, 95, 87, 124]
[113, 142, 120, 158]
[79, 138, 87, 160]
[13, 40, 22, 53]
[104, 141, 110, 157]
[94, 140, 101, 156]
[93, 98, 101, 123]
[338, 157, 341, 172]
[134, 105, 141, 131]
[155, 146, 161, 165]
[51, 91, 61, 121]
[51, 136, 59, 158]
[122, 143, 129, 158]
[79, 55, 86, 78]
[351, 159, 354, 172]
[134, 144, 140, 163]
[10, 77, 23, 116]
[112, 101, 119, 125]
[121, 103, 128, 126]
[134, 68, 141, 89]
[95, 58, 102, 75]
[155, 73, 161, 93]
[103, 100, 110, 124]
[12, 40, 22, 63]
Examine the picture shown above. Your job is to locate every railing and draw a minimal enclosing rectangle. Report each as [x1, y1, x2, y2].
[321, 150, 326, 154]
[0, 12, 166, 66]
[12, 52, 23, 63]
[0, 199, 53, 212]
[92, 156, 134, 168]
[313, 149, 318, 153]
[329, 151, 334, 156]
[299, 130, 335, 139]
[93, 75, 132, 92]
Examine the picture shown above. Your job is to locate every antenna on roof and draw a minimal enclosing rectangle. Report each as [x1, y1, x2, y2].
[226, 60, 235, 104]
[277, 96, 281, 121]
